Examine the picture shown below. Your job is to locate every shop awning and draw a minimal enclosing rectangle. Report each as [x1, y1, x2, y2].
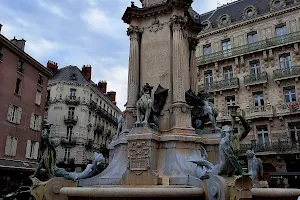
[0, 158, 38, 172]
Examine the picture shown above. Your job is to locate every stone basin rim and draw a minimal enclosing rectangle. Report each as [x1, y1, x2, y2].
[59, 187, 204, 197]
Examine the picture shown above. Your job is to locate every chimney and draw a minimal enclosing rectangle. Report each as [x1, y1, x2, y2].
[82, 64, 92, 81]
[46, 60, 58, 73]
[107, 91, 116, 104]
[97, 81, 107, 94]
[11, 36, 26, 51]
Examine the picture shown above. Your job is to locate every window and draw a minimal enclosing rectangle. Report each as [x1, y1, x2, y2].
[67, 126, 73, 141]
[274, 0, 281, 7]
[253, 91, 264, 107]
[17, 61, 24, 74]
[7, 105, 22, 124]
[70, 88, 76, 100]
[223, 66, 233, 80]
[37, 74, 43, 85]
[47, 90, 50, 101]
[88, 111, 91, 121]
[35, 90, 42, 105]
[284, 86, 296, 103]
[204, 70, 213, 86]
[226, 96, 236, 114]
[25, 140, 39, 159]
[15, 78, 22, 95]
[222, 39, 232, 51]
[30, 113, 41, 131]
[203, 44, 211, 56]
[68, 107, 75, 118]
[247, 9, 254, 17]
[0, 46, 3, 61]
[64, 148, 71, 162]
[5, 136, 17, 156]
[288, 122, 300, 143]
[250, 60, 261, 75]
[247, 31, 258, 44]
[257, 125, 269, 146]
[279, 53, 291, 70]
[275, 24, 288, 36]
[44, 108, 48, 120]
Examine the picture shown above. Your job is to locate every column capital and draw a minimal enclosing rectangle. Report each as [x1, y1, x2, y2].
[170, 15, 187, 32]
[188, 37, 199, 51]
[127, 25, 144, 40]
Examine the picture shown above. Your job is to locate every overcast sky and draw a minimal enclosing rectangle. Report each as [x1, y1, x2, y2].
[0, 0, 230, 111]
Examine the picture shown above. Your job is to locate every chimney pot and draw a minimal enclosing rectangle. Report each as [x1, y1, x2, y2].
[97, 81, 107, 94]
[11, 37, 26, 51]
[82, 65, 92, 81]
[107, 91, 116, 103]
[47, 60, 58, 73]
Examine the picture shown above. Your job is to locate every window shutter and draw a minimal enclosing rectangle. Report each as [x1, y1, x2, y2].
[4, 136, 11, 155]
[33, 142, 39, 159]
[37, 116, 42, 131]
[7, 104, 13, 122]
[25, 140, 31, 158]
[12, 137, 18, 156]
[30, 113, 34, 129]
[17, 107, 22, 124]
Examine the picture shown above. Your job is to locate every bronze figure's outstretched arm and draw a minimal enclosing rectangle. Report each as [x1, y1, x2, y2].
[238, 115, 251, 141]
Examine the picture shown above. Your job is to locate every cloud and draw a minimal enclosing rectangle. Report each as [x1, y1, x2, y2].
[37, 0, 67, 19]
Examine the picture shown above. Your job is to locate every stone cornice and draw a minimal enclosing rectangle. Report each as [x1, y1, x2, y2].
[122, 0, 193, 24]
[198, 4, 300, 38]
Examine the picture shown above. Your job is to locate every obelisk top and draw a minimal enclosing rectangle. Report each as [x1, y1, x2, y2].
[139, 0, 167, 8]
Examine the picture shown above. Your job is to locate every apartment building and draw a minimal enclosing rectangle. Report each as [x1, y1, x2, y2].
[196, 0, 300, 188]
[46, 63, 122, 171]
[0, 26, 52, 188]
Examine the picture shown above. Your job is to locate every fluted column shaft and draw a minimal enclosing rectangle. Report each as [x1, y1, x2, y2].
[189, 38, 199, 92]
[171, 16, 188, 103]
[126, 25, 142, 109]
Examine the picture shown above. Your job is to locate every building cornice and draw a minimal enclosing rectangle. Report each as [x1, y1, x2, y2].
[0, 34, 53, 77]
[122, 0, 193, 24]
[198, 4, 300, 38]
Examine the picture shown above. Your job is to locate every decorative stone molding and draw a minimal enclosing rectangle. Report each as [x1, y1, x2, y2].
[170, 15, 188, 31]
[243, 5, 258, 19]
[218, 14, 231, 27]
[127, 25, 144, 40]
[149, 19, 164, 33]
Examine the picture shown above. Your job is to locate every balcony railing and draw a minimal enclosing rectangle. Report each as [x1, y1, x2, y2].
[60, 137, 77, 146]
[96, 106, 118, 126]
[244, 72, 268, 87]
[200, 77, 239, 92]
[65, 96, 80, 106]
[64, 115, 78, 126]
[94, 124, 104, 134]
[275, 101, 300, 116]
[89, 100, 97, 110]
[240, 140, 300, 155]
[273, 66, 300, 81]
[197, 31, 300, 65]
[244, 105, 274, 119]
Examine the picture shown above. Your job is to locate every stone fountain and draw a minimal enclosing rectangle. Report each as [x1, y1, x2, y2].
[30, 1, 300, 200]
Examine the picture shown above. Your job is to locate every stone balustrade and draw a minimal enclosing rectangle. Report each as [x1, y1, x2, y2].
[275, 102, 300, 116]
[64, 115, 78, 126]
[197, 31, 300, 65]
[244, 72, 268, 87]
[60, 136, 77, 146]
[273, 66, 300, 81]
[65, 96, 81, 106]
[244, 104, 274, 119]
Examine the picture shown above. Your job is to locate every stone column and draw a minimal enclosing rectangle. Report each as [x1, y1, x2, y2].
[170, 16, 193, 131]
[124, 25, 143, 130]
[189, 37, 199, 92]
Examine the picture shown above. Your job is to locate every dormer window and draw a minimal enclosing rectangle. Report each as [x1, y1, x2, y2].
[274, 0, 281, 7]
[243, 6, 257, 19]
[201, 20, 212, 31]
[218, 14, 231, 27]
[247, 9, 253, 17]
[270, 0, 286, 10]
[71, 73, 77, 80]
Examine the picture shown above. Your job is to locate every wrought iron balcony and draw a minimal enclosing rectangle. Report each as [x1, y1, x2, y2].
[89, 100, 97, 110]
[244, 72, 268, 87]
[65, 96, 80, 106]
[275, 101, 300, 116]
[240, 140, 300, 155]
[60, 137, 77, 146]
[197, 31, 300, 65]
[244, 104, 274, 119]
[96, 106, 118, 126]
[273, 66, 300, 81]
[94, 124, 104, 134]
[64, 115, 78, 126]
[200, 77, 239, 92]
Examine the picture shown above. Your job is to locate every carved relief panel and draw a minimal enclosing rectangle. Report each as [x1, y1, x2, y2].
[128, 140, 151, 171]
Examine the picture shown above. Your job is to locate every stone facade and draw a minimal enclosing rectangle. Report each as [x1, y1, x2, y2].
[0, 30, 52, 188]
[196, 0, 300, 187]
[46, 64, 122, 171]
